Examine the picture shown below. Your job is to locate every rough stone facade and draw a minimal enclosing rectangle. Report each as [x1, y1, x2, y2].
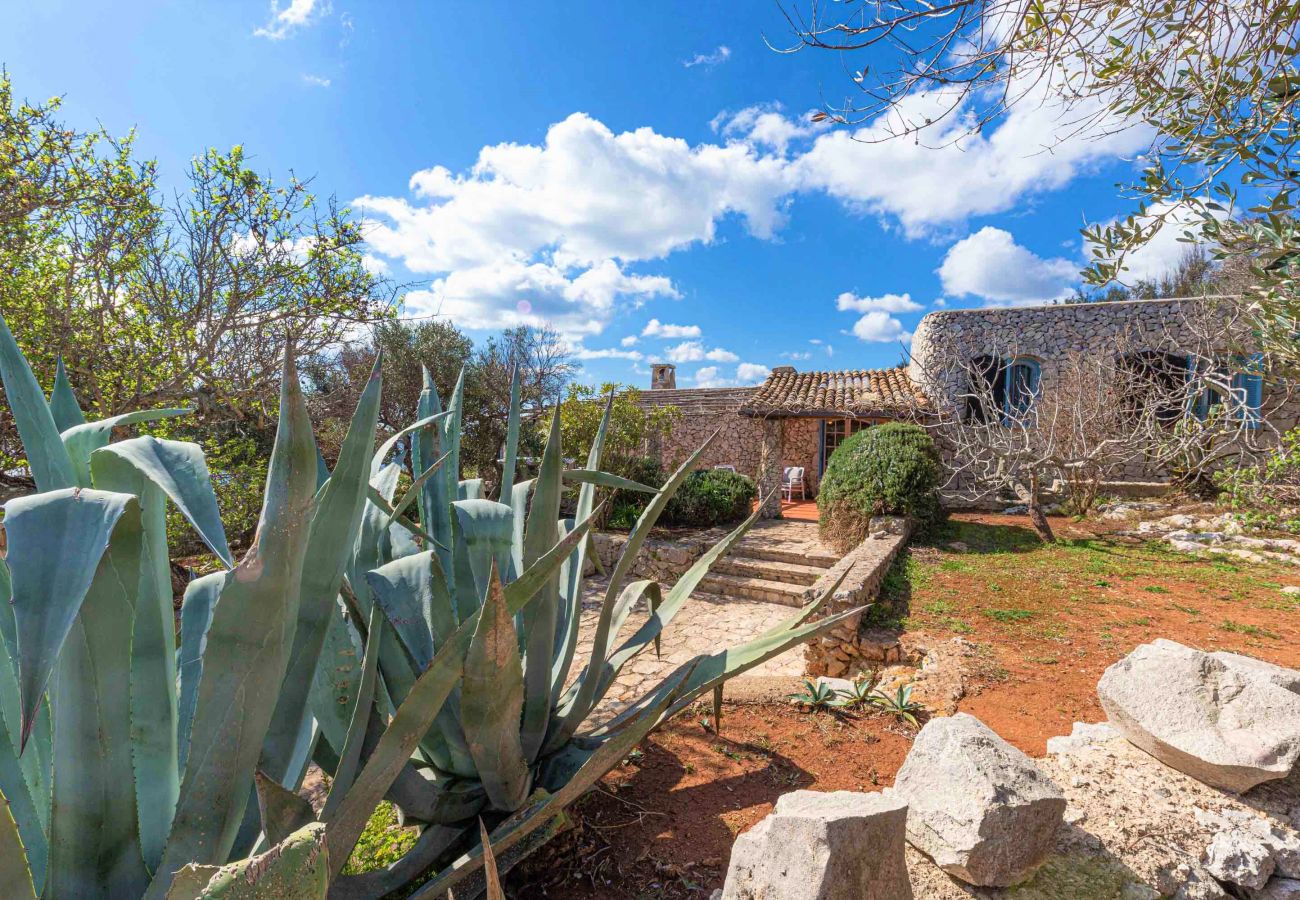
[588, 528, 730, 582]
[909, 297, 1300, 490]
[804, 517, 913, 678]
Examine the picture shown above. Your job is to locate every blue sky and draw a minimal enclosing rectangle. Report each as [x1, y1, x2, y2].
[3, 1, 1187, 389]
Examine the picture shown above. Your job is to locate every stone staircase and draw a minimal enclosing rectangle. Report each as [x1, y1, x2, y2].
[698, 539, 840, 607]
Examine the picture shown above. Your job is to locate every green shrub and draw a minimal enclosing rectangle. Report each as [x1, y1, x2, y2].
[662, 468, 757, 527]
[817, 422, 943, 550]
[606, 456, 666, 529]
[1215, 427, 1300, 534]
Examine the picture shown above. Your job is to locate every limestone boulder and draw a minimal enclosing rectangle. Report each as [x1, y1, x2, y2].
[1253, 878, 1300, 900]
[720, 790, 911, 900]
[1097, 640, 1300, 792]
[892, 713, 1066, 886]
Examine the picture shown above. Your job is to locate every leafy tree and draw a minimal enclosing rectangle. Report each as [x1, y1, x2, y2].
[555, 382, 680, 471]
[0, 74, 390, 505]
[780, 0, 1300, 372]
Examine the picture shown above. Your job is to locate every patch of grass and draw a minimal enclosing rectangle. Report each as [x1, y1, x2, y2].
[982, 608, 1036, 623]
[1219, 620, 1280, 640]
[345, 802, 419, 876]
[1141, 585, 1171, 594]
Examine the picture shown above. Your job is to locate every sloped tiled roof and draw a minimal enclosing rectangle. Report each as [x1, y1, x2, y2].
[632, 387, 756, 416]
[738, 366, 922, 417]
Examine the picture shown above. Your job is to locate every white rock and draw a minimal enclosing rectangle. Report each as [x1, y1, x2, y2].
[1098, 640, 1300, 792]
[1046, 721, 1122, 755]
[1282, 586, 1300, 596]
[1156, 862, 1230, 900]
[892, 713, 1066, 886]
[1204, 828, 1276, 890]
[815, 676, 855, 695]
[720, 790, 911, 900]
[1253, 878, 1300, 900]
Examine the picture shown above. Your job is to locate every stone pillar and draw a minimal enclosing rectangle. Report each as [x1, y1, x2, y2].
[756, 417, 784, 518]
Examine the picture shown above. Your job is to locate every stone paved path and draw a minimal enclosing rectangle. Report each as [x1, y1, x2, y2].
[570, 520, 839, 718]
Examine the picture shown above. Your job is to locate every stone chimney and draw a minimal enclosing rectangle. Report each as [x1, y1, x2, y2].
[651, 363, 676, 390]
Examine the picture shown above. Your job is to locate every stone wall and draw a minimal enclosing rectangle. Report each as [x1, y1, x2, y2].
[781, 417, 822, 497]
[909, 298, 1300, 488]
[804, 517, 912, 678]
[588, 528, 729, 582]
[653, 404, 769, 479]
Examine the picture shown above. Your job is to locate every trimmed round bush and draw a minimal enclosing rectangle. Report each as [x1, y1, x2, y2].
[817, 422, 943, 550]
[663, 469, 757, 528]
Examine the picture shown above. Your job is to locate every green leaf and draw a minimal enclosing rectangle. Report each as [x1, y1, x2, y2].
[452, 500, 515, 606]
[384, 449, 450, 531]
[461, 569, 530, 812]
[0, 789, 35, 900]
[561, 470, 657, 493]
[2, 487, 133, 749]
[176, 572, 222, 773]
[151, 350, 318, 891]
[0, 314, 76, 491]
[90, 450, 182, 871]
[94, 436, 233, 566]
[261, 353, 383, 790]
[414, 367, 452, 580]
[321, 603, 383, 822]
[61, 408, 192, 487]
[253, 771, 316, 849]
[520, 409, 563, 762]
[47, 498, 151, 897]
[499, 366, 522, 506]
[174, 823, 328, 899]
[370, 411, 449, 479]
[306, 600, 363, 757]
[47, 358, 85, 434]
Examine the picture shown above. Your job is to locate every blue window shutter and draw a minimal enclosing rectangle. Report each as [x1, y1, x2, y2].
[1241, 353, 1264, 428]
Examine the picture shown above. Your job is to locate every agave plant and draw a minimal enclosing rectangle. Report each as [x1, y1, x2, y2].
[868, 684, 924, 727]
[0, 311, 861, 899]
[787, 679, 843, 711]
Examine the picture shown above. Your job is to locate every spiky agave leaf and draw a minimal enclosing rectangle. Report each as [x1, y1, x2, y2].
[0, 314, 76, 492]
[47, 357, 85, 434]
[0, 788, 35, 900]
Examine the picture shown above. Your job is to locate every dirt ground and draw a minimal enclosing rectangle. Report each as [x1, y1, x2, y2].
[510, 511, 1300, 899]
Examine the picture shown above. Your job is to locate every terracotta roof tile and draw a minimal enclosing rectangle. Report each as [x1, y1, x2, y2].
[738, 366, 922, 417]
[630, 387, 757, 416]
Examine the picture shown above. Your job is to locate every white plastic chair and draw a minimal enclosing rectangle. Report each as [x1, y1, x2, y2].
[782, 466, 806, 501]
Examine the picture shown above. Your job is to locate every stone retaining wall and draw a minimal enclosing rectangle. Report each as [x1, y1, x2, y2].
[804, 517, 913, 678]
[588, 528, 728, 582]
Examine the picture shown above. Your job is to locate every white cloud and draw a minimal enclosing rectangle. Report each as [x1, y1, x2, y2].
[939, 226, 1079, 305]
[712, 103, 825, 155]
[641, 319, 701, 339]
[850, 311, 912, 343]
[792, 84, 1150, 237]
[361, 254, 389, 276]
[664, 341, 739, 363]
[1086, 199, 1222, 286]
[571, 345, 644, 361]
[781, 350, 812, 361]
[737, 362, 771, 383]
[301, 74, 331, 88]
[683, 45, 731, 69]
[401, 259, 677, 338]
[835, 291, 923, 314]
[694, 366, 725, 387]
[620, 335, 639, 347]
[825, 344, 834, 358]
[254, 0, 327, 39]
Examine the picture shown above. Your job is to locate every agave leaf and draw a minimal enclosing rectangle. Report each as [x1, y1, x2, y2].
[370, 411, 450, 478]
[365, 552, 442, 667]
[2, 487, 133, 749]
[442, 367, 465, 510]
[176, 822, 328, 899]
[253, 772, 316, 848]
[387, 521, 421, 560]
[452, 500, 515, 606]
[462, 569, 530, 812]
[61, 408, 192, 486]
[411, 662, 697, 899]
[384, 449, 450, 531]
[481, 819, 506, 900]
[0, 642, 45, 896]
[498, 366, 522, 506]
[321, 603, 383, 821]
[151, 350, 317, 890]
[47, 498, 151, 896]
[506, 478, 535, 579]
[414, 367, 453, 580]
[0, 314, 76, 492]
[519, 409, 563, 762]
[90, 450, 183, 870]
[48, 358, 85, 433]
[550, 393, 614, 709]
[93, 436, 233, 566]
[458, 478, 484, 500]
[561, 469, 658, 493]
[307, 600, 363, 758]
[176, 572, 222, 773]
[0, 789, 35, 900]
[261, 353, 383, 791]
[325, 537, 564, 874]
[544, 435, 717, 753]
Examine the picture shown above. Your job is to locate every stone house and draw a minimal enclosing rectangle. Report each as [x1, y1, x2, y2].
[635, 298, 1298, 516]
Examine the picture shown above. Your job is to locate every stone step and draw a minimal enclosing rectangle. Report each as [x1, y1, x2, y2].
[729, 542, 840, 569]
[696, 572, 808, 607]
[711, 555, 827, 586]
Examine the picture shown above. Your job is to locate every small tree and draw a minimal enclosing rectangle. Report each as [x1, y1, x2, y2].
[556, 382, 680, 472]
